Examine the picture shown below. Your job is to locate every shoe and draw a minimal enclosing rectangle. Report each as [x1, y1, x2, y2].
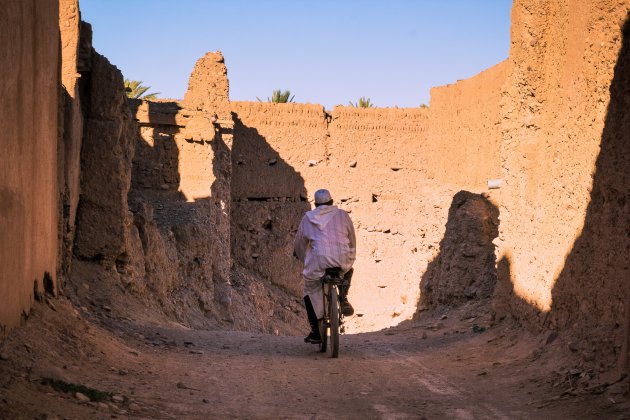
[304, 331, 322, 344]
[342, 300, 355, 316]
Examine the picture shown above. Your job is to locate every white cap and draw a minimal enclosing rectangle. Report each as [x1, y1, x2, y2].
[314, 189, 332, 205]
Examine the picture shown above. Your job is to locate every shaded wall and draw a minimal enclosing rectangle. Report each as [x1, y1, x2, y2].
[127, 97, 234, 327]
[497, 0, 629, 317]
[58, 0, 85, 274]
[230, 102, 323, 297]
[549, 11, 630, 371]
[0, 0, 60, 335]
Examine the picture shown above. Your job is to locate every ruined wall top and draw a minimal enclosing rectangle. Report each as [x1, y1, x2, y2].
[183, 51, 231, 121]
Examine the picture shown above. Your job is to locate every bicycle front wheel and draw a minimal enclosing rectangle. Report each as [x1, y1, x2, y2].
[330, 287, 339, 358]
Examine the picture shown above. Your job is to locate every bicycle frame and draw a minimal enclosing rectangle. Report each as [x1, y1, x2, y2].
[319, 272, 348, 357]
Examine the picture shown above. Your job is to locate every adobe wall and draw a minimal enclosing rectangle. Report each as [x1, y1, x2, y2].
[58, 0, 86, 274]
[230, 103, 453, 331]
[230, 102, 327, 298]
[327, 107, 442, 331]
[426, 61, 508, 190]
[0, 0, 60, 335]
[126, 59, 307, 334]
[123, 53, 236, 327]
[495, 0, 630, 370]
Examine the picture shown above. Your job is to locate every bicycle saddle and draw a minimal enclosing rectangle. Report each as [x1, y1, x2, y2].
[325, 267, 342, 277]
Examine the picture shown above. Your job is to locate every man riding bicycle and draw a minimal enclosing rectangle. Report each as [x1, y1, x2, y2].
[294, 189, 356, 344]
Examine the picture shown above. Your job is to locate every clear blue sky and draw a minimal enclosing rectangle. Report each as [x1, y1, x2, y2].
[80, 0, 512, 109]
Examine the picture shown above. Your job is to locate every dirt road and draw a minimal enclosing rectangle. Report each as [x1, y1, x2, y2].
[0, 299, 624, 419]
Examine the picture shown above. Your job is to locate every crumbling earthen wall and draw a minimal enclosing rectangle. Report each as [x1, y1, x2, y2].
[127, 100, 234, 326]
[58, 0, 85, 275]
[230, 102, 327, 298]
[426, 61, 508, 190]
[123, 53, 236, 327]
[230, 103, 453, 331]
[495, 0, 630, 369]
[72, 48, 137, 265]
[0, 0, 60, 335]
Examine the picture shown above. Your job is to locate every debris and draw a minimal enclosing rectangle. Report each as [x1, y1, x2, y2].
[176, 381, 201, 391]
[568, 342, 579, 352]
[307, 159, 318, 166]
[349, 161, 357, 168]
[46, 299, 57, 311]
[545, 331, 558, 345]
[472, 324, 486, 333]
[111, 395, 125, 404]
[75, 392, 90, 402]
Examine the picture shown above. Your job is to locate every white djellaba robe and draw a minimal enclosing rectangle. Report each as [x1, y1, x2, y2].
[293, 205, 356, 318]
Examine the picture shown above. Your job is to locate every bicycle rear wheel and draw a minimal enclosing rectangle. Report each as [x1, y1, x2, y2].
[330, 287, 339, 358]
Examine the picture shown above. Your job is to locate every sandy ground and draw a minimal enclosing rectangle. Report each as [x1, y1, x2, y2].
[0, 298, 628, 420]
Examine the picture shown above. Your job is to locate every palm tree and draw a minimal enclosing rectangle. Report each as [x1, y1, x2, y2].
[349, 97, 375, 108]
[257, 89, 295, 103]
[124, 79, 159, 100]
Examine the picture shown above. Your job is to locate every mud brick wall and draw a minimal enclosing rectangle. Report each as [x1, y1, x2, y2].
[426, 61, 507, 190]
[0, 0, 60, 335]
[327, 107, 437, 330]
[230, 102, 326, 297]
[58, 0, 85, 275]
[230, 103, 447, 331]
[495, 0, 630, 370]
[127, 56, 235, 326]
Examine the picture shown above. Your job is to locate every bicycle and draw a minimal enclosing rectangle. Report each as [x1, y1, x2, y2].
[317, 267, 348, 358]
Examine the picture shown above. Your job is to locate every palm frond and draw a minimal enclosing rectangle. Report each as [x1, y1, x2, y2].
[124, 79, 159, 100]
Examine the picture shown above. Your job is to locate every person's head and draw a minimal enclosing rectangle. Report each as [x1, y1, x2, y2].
[314, 189, 333, 207]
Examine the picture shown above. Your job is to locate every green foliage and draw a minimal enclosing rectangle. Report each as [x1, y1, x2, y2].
[257, 89, 295, 103]
[124, 79, 159, 100]
[349, 97, 375, 108]
[419, 103, 429, 109]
